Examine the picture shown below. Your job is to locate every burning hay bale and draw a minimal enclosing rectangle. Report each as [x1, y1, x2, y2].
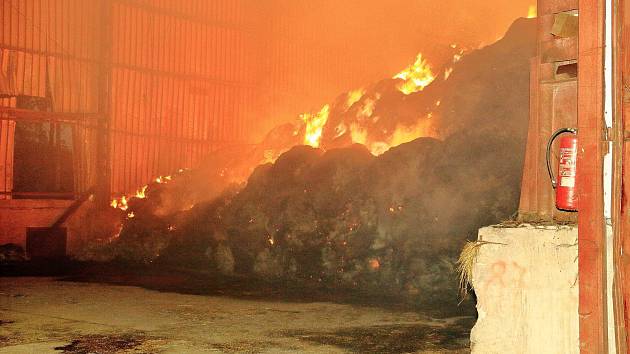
[91, 18, 536, 310]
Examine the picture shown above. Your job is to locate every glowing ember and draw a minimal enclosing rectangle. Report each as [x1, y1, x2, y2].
[302, 104, 330, 147]
[393, 53, 435, 95]
[155, 175, 171, 184]
[453, 49, 465, 63]
[444, 67, 453, 80]
[527, 5, 537, 18]
[369, 258, 380, 270]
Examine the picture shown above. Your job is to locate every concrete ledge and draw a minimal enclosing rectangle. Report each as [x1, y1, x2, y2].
[470, 224, 578, 354]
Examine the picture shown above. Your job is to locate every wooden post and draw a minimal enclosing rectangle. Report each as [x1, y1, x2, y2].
[613, 0, 630, 350]
[578, 0, 608, 352]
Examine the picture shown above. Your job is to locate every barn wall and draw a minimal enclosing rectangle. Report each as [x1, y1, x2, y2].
[108, 0, 257, 194]
[0, 0, 374, 199]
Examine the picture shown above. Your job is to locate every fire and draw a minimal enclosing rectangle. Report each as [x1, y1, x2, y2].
[118, 196, 128, 211]
[155, 175, 171, 184]
[110, 171, 180, 211]
[444, 67, 453, 80]
[302, 104, 330, 147]
[349, 123, 368, 145]
[390, 116, 434, 145]
[368, 258, 380, 270]
[348, 114, 435, 156]
[135, 185, 148, 199]
[527, 5, 537, 18]
[393, 53, 435, 95]
[358, 96, 379, 118]
[262, 149, 279, 164]
[345, 88, 365, 111]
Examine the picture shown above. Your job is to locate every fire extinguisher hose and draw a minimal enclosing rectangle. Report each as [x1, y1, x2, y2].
[546, 127, 578, 189]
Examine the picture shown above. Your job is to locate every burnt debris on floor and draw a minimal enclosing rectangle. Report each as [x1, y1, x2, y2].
[287, 318, 474, 354]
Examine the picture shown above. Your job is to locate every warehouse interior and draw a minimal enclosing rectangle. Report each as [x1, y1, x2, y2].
[4, 0, 625, 352]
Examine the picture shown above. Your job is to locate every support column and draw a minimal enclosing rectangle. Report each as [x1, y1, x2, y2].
[96, 0, 113, 206]
[577, 0, 608, 352]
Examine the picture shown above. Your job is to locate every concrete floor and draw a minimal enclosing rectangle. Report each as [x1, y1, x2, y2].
[0, 277, 471, 353]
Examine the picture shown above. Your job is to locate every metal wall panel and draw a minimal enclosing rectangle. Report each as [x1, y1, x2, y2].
[0, 0, 257, 197]
[0, 0, 101, 199]
[0, 0, 378, 197]
[109, 0, 255, 193]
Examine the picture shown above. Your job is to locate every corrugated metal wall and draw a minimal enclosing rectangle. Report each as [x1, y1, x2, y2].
[0, 0, 257, 197]
[0, 0, 376, 198]
[0, 0, 101, 198]
[109, 0, 256, 193]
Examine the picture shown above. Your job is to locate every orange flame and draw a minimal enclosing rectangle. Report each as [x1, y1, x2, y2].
[393, 53, 435, 95]
[302, 104, 330, 147]
[118, 196, 128, 211]
[349, 113, 436, 156]
[135, 185, 148, 199]
[110, 171, 179, 211]
[345, 88, 365, 111]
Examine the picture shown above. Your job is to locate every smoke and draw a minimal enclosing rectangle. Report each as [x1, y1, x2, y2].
[248, 0, 535, 136]
[86, 18, 537, 312]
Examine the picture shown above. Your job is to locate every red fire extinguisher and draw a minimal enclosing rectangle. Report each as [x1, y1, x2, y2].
[546, 127, 578, 211]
